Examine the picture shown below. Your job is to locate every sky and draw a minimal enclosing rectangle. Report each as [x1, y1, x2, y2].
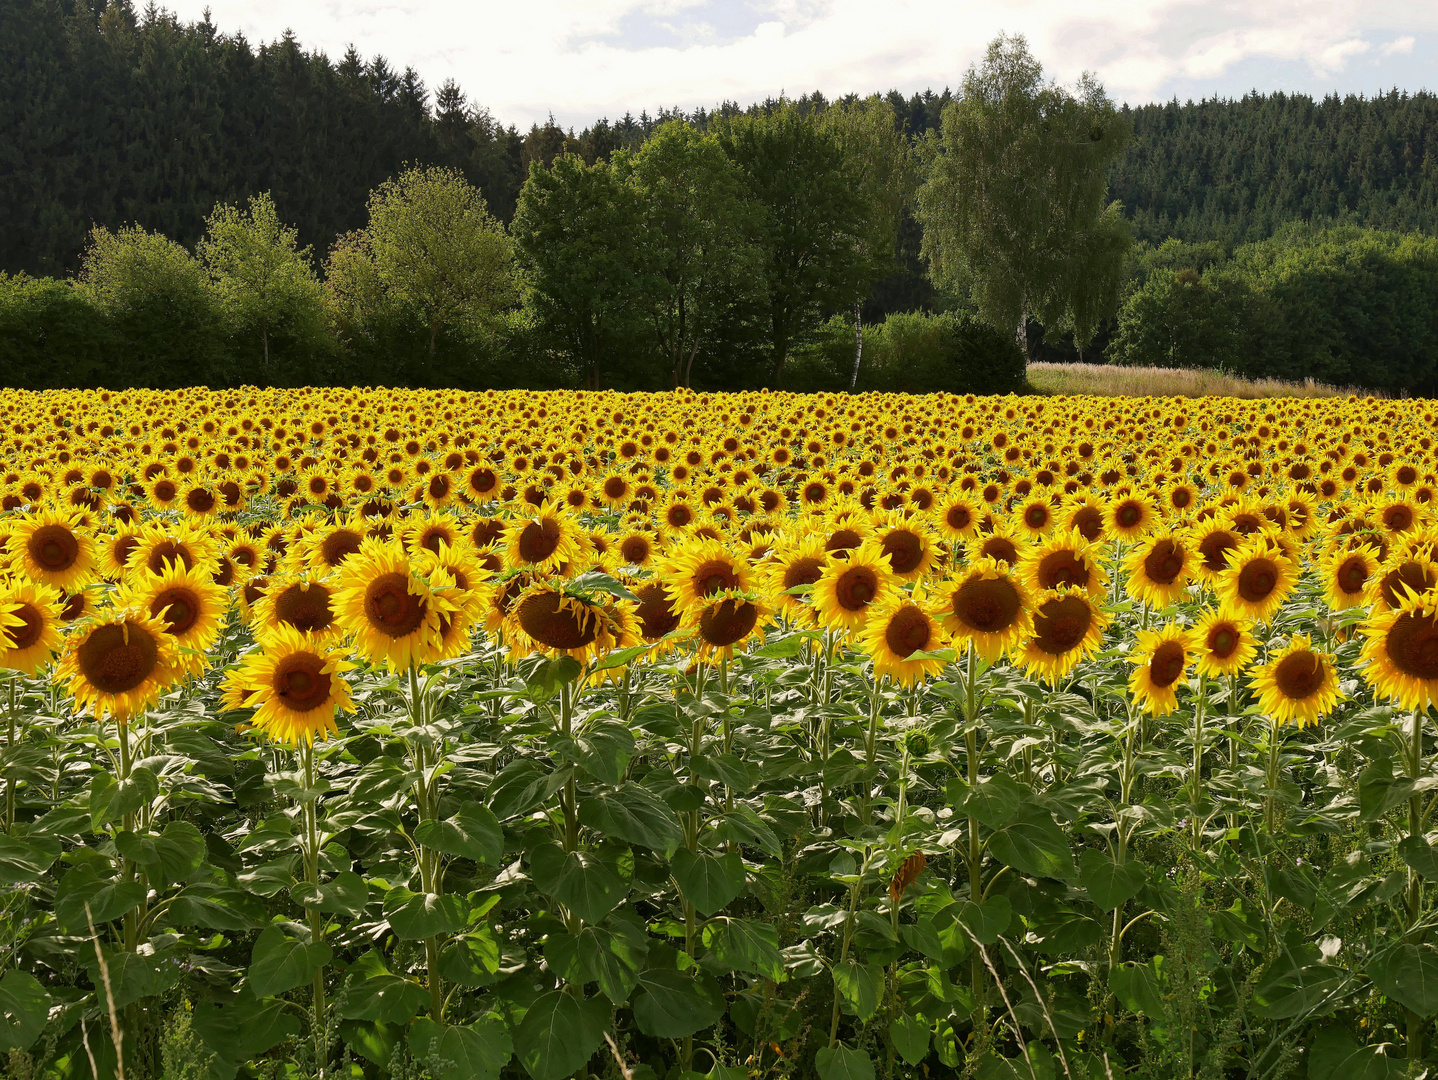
[159, 0, 1438, 129]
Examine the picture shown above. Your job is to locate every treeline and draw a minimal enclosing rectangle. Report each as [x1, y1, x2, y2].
[1108, 226, 1438, 393]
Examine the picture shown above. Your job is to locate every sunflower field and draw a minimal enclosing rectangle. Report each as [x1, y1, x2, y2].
[3, 386, 1438, 1080]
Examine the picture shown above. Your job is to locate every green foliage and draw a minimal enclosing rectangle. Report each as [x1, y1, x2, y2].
[917, 34, 1132, 360]
[0, 274, 113, 389]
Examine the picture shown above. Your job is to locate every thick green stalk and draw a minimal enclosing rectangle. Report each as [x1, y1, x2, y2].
[1406, 709, 1426, 1060]
[4, 677, 16, 832]
[301, 741, 327, 1078]
[409, 663, 446, 1021]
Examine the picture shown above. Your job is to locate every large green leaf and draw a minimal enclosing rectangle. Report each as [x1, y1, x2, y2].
[1307, 1025, 1405, 1080]
[529, 843, 629, 924]
[337, 950, 429, 1024]
[671, 849, 745, 915]
[291, 870, 370, 915]
[83, 947, 183, 1010]
[90, 767, 159, 829]
[54, 866, 146, 931]
[578, 922, 648, 1004]
[0, 833, 61, 887]
[248, 924, 332, 999]
[192, 992, 301, 1080]
[1108, 960, 1166, 1018]
[702, 917, 783, 982]
[1358, 758, 1417, 821]
[383, 888, 469, 940]
[631, 968, 725, 1037]
[888, 1013, 929, 1065]
[987, 808, 1074, 880]
[577, 786, 683, 853]
[0, 970, 52, 1052]
[948, 773, 1029, 829]
[1253, 945, 1343, 1019]
[1368, 942, 1438, 1017]
[831, 960, 883, 1021]
[414, 804, 504, 865]
[338, 1019, 401, 1066]
[438, 931, 502, 987]
[166, 883, 269, 931]
[512, 990, 608, 1080]
[115, 820, 205, 882]
[957, 895, 1012, 945]
[1079, 848, 1145, 910]
[815, 1044, 876, 1080]
[1396, 836, 1438, 881]
[408, 1017, 513, 1080]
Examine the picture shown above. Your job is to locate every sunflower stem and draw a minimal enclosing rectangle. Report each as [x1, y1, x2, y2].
[300, 740, 327, 1079]
[4, 677, 16, 833]
[1264, 715, 1283, 835]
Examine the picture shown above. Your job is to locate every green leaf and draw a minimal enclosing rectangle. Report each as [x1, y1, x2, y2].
[832, 960, 883, 1021]
[383, 888, 469, 940]
[1396, 836, 1438, 881]
[84, 947, 182, 1010]
[54, 866, 146, 931]
[702, 917, 783, 982]
[487, 759, 559, 820]
[115, 820, 206, 883]
[191, 990, 301, 1080]
[0, 833, 61, 887]
[248, 925, 333, 999]
[568, 722, 636, 786]
[513, 990, 608, 1080]
[525, 655, 583, 699]
[578, 786, 683, 853]
[888, 1013, 929, 1065]
[1358, 758, 1417, 821]
[438, 931, 502, 987]
[671, 849, 745, 916]
[815, 1044, 876, 1080]
[90, 766, 159, 828]
[1109, 960, 1165, 1018]
[957, 895, 1012, 945]
[1253, 945, 1343, 1019]
[1307, 1025, 1405, 1080]
[337, 950, 429, 1024]
[338, 1019, 401, 1066]
[166, 884, 268, 931]
[408, 1017, 513, 1080]
[414, 804, 504, 865]
[755, 632, 819, 659]
[1079, 848, 1145, 910]
[292, 870, 370, 916]
[529, 843, 629, 924]
[987, 807, 1075, 880]
[567, 570, 639, 603]
[948, 773, 1028, 828]
[631, 968, 725, 1037]
[0, 970, 52, 1052]
[1368, 942, 1438, 1017]
[579, 922, 648, 1004]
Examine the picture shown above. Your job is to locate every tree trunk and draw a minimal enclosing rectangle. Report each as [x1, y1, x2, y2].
[849, 301, 864, 391]
[1015, 314, 1032, 365]
[262, 329, 269, 370]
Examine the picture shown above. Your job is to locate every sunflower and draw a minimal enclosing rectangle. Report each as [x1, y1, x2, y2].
[1019, 529, 1107, 599]
[1215, 535, 1297, 623]
[403, 514, 465, 559]
[57, 608, 181, 722]
[220, 625, 355, 746]
[127, 521, 218, 581]
[1189, 608, 1258, 678]
[7, 509, 97, 592]
[1014, 495, 1058, 539]
[1015, 588, 1108, 684]
[1367, 557, 1438, 613]
[664, 537, 755, 616]
[1060, 494, 1108, 543]
[1360, 587, 1438, 712]
[414, 542, 489, 660]
[1322, 543, 1381, 611]
[1191, 519, 1243, 585]
[253, 575, 342, 645]
[691, 593, 770, 662]
[617, 527, 657, 569]
[1124, 530, 1195, 609]
[935, 493, 981, 542]
[1128, 624, 1191, 716]
[123, 558, 229, 675]
[1250, 634, 1342, 727]
[0, 580, 65, 676]
[765, 534, 830, 621]
[178, 481, 220, 521]
[973, 520, 1031, 569]
[503, 503, 584, 575]
[97, 527, 143, 580]
[298, 516, 368, 574]
[858, 591, 949, 686]
[508, 581, 640, 664]
[812, 542, 899, 632]
[871, 513, 938, 581]
[1106, 494, 1155, 541]
[935, 557, 1033, 662]
[333, 540, 445, 670]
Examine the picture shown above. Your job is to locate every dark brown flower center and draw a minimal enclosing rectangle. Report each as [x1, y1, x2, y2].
[885, 605, 932, 657]
[150, 587, 200, 635]
[835, 566, 878, 611]
[782, 556, 825, 592]
[1208, 625, 1239, 659]
[274, 583, 334, 634]
[620, 536, 651, 564]
[364, 573, 426, 637]
[7, 603, 43, 650]
[980, 536, 1019, 566]
[1143, 540, 1184, 585]
[1236, 557, 1279, 603]
[517, 591, 598, 650]
[1033, 595, 1092, 655]
[1273, 650, 1326, 699]
[1148, 640, 1186, 688]
[77, 621, 160, 694]
[517, 518, 563, 563]
[147, 541, 195, 575]
[692, 559, 739, 598]
[29, 524, 79, 571]
[953, 577, 1021, 634]
[1387, 610, 1438, 680]
[698, 599, 759, 647]
[881, 529, 924, 574]
[1198, 530, 1239, 573]
[275, 652, 332, 712]
[1037, 549, 1089, 590]
[1336, 555, 1370, 595]
[635, 582, 681, 640]
[1070, 507, 1104, 542]
[320, 529, 362, 567]
[1379, 562, 1438, 609]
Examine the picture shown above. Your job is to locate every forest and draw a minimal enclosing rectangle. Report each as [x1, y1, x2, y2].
[4, 0, 1438, 394]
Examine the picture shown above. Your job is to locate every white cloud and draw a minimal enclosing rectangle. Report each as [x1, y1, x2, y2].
[156, 0, 1438, 127]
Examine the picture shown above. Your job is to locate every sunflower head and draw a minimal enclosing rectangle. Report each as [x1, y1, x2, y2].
[1251, 633, 1342, 727]
[0, 581, 66, 676]
[1124, 531, 1195, 609]
[1016, 587, 1109, 684]
[858, 591, 949, 686]
[58, 608, 181, 722]
[1216, 534, 1297, 623]
[1128, 624, 1190, 716]
[1189, 608, 1258, 678]
[812, 540, 899, 632]
[9, 509, 97, 592]
[222, 624, 355, 746]
[1021, 529, 1107, 600]
[334, 540, 446, 671]
[663, 537, 754, 616]
[1361, 586, 1438, 712]
[937, 557, 1033, 662]
[503, 503, 584, 574]
[1323, 544, 1380, 611]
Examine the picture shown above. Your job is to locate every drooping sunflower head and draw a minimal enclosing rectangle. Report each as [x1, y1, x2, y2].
[936, 557, 1033, 662]
[222, 624, 355, 746]
[7, 508, 97, 592]
[0, 580, 66, 677]
[1250, 633, 1342, 727]
[58, 608, 181, 722]
[1361, 586, 1438, 713]
[1016, 587, 1109, 684]
[1124, 530, 1195, 609]
[691, 593, 770, 663]
[1128, 623, 1191, 716]
[1020, 529, 1107, 600]
[1216, 534, 1297, 623]
[858, 591, 949, 686]
[1189, 607, 1258, 678]
[334, 540, 444, 671]
[812, 540, 899, 632]
[509, 581, 640, 664]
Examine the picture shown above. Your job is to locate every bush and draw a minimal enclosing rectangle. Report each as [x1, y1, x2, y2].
[788, 309, 1026, 394]
[0, 274, 114, 388]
